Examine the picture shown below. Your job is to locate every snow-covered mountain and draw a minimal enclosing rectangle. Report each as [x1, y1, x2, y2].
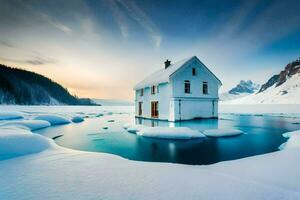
[220, 80, 260, 101]
[225, 58, 300, 104]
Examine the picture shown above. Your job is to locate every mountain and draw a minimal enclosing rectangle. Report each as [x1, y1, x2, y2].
[220, 80, 260, 101]
[92, 99, 133, 106]
[0, 64, 96, 105]
[224, 58, 300, 104]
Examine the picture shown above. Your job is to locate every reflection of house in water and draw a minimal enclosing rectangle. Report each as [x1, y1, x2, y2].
[134, 56, 222, 121]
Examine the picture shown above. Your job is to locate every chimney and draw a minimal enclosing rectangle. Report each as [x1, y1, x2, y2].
[164, 59, 171, 69]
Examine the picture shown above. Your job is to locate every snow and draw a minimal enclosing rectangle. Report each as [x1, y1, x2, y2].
[223, 74, 300, 104]
[0, 111, 24, 120]
[0, 127, 300, 199]
[0, 106, 300, 199]
[34, 114, 71, 125]
[203, 129, 244, 137]
[280, 130, 300, 150]
[137, 126, 205, 139]
[0, 120, 51, 131]
[71, 116, 84, 123]
[0, 127, 56, 160]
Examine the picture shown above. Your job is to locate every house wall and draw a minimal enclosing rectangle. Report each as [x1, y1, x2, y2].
[135, 83, 170, 120]
[169, 98, 218, 121]
[169, 60, 220, 121]
[170, 60, 219, 99]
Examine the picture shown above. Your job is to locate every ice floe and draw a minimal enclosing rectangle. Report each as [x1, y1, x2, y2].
[137, 126, 205, 139]
[125, 124, 145, 133]
[34, 114, 71, 125]
[203, 129, 244, 137]
[71, 116, 84, 123]
[0, 111, 24, 120]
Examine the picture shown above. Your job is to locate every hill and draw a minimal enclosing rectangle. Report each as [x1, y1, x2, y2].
[0, 64, 96, 105]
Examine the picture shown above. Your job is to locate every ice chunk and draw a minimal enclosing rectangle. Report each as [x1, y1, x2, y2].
[137, 126, 205, 139]
[0, 111, 24, 120]
[0, 120, 51, 131]
[71, 116, 84, 123]
[126, 124, 145, 133]
[123, 123, 131, 129]
[203, 129, 244, 137]
[0, 127, 56, 160]
[34, 114, 71, 125]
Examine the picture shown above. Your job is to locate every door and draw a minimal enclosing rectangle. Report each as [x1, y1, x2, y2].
[151, 101, 159, 118]
[138, 102, 142, 116]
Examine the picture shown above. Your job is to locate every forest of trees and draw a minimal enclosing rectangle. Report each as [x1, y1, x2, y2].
[0, 64, 97, 105]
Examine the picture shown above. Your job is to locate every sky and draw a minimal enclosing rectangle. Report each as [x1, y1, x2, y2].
[0, 0, 300, 100]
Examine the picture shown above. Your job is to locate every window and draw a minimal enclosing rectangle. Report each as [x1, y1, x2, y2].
[151, 85, 156, 94]
[151, 101, 159, 118]
[184, 80, 191, 94]
[138, 102, 143, 116]
[192, 68, 196, 76]
[140, 88, 144, 96]
[203, 82, 208, 94]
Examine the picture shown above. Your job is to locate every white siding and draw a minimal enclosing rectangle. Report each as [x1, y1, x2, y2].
[170, 60, 219, 99]
[169, 99, 218, 121]
[168, 60, 220, 121]
[135, 83, 171, 120]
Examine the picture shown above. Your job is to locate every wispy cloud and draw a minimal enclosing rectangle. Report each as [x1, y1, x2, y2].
[0, 56, 57, 66]
[117, 0, 162, 48]
[0, 40, 15, 48]
[40, 13, 72, 34]
[109, 0, 129, 38]
[19, 1, 73, 34]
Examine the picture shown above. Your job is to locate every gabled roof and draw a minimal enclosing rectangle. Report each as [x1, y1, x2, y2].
[133, 56, 222, 90]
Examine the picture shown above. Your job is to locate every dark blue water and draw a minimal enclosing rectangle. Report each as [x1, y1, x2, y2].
[35, 113, 300, 165]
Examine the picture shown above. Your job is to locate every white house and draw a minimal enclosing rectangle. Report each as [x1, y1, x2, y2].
[134, 56, 222, 121]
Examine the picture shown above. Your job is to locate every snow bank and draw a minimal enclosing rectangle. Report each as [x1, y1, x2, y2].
[0, 111, 24, 120]
[1, 133, 300, 200]
[71, 116, 84, 123]
[0, 120, 51, 131]
[280, 130, 300, 150]
[0, 127, 56, 160]
[203, 129, 244, 137]
[137, 127, 205, 139]
[34, 114, 71, 125]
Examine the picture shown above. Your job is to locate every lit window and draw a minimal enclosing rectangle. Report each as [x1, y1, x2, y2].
[140, 88, 144, 96]
[151, 85, 156, 94]
[192, 68, 196, 76]
[203, 82, 208, 94]
[184, 80, 190, 94]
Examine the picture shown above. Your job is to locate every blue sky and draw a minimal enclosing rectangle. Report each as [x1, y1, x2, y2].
[0, 0, 300, 99]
